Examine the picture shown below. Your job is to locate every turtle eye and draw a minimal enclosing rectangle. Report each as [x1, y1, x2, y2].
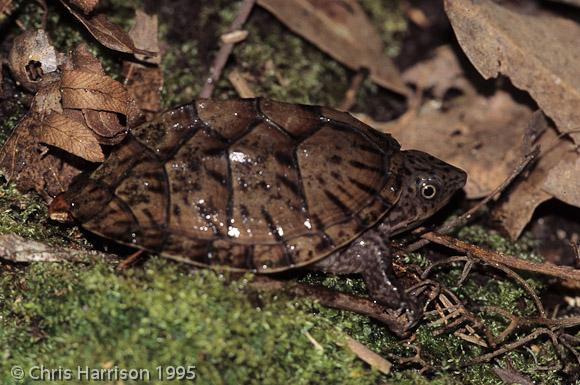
[420, 184, 438, 200]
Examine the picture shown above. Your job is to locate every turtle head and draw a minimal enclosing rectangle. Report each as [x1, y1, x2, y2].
[386, 150, 467, 235]
[49, 174, 112, 224]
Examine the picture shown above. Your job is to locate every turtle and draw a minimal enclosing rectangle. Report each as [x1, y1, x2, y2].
[49, 98, 466, 329]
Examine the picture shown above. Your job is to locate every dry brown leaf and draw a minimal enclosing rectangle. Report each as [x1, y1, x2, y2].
[402, 45, 475, 99]
[60, 0, 152, 55]
[128, 9, 160, 63]
[542, 157, 580, 208]
[67, 44, 131, 141]
[257, 0, 409, 96]
[61, 69, 130, 114]
[357, 90, 533, 199]
[0, 116, 82, 199]
[69, 0, 99, 14]
[8, 29, 63, 91]
[445, 0, 580, 144]
[30, 79, 63, 115]
[122, 63, 163, 113]
[123, 9, 163, 113]
[37, 112, 104, 162]
[493, 130, 577, 239]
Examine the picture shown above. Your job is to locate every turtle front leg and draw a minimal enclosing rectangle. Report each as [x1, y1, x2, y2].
[311, 228, 421, 325]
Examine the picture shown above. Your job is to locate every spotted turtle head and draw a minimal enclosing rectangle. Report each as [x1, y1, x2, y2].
[386, 150, 467, 235]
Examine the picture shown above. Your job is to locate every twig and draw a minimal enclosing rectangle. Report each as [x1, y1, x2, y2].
[462, 328, 559, 366]
[422, 232, 580, 282]
[344, 336, 392, 374]
[248, 276, 410, 337]
[338, 69, 368, 111]
[0, 233, 112, 263]
[199, 0, 256, 98]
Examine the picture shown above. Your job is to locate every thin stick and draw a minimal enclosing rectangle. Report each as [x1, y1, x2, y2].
[199, 0, 256, 98]
[422, 232, 580, 282]
[249, 276, 410, 337]
[338, 69, 368, 111]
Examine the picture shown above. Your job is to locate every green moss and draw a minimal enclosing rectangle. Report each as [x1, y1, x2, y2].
[0, 181, 70, 243]
[359, 0, 407, 58]
[0, 257, 381, 385]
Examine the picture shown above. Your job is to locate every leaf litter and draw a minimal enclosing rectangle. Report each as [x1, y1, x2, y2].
[0, 2, 157, 198]
[1, 0, 580, 380]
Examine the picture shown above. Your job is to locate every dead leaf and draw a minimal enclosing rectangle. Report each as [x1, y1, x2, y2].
[0, 116, 82, 199]
[543, 157, 580, 208]
[128, 9, 160, 63]
[67, 44, 133, 140]
[402, 45, 475, 99]
[445, 0, 580, 144]
[37, 112, 104, 162]
[257, 0, 409, 96]
[357, 90, 533, 199]
[8, 29, 63, 91]
[61, 69, 130, 115]
[122, 63, 163, 113]
[493, 129, 577, 239]
[30, 79, 63, 115]
[123, 9, 163, 113]
[60, 0, 152, 55]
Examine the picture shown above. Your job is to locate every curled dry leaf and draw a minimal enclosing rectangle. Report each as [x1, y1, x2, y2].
[357, 90, 533, 199]
[257, 0, 409, 96]
[67, 44, 133, 141]
[493, 129, 577, 239]
[0, 116, 82, 199]
[445, 0, 580, 144]
[8, 29, 63, 91]
[60, 0, 153, 56]
[36, 112, 104, 162]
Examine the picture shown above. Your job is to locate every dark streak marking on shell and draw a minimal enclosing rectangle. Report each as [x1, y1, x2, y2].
[356, 143, 384, 155]
[349, 160, 382, 173]
[239, 204, 250, 223]
[205, 168, 227, 185]
[330, 171, 342, 181]
[261, 207, 282, 242]
[324, 190, 352, 217]
[277, 174, 301, 197]
[197, 203, 223, 236]
[329, 155, 342, 164]
[348, 177, 379, 196]
[274, 151, 295, 168]
[337, 184, 354, 199]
